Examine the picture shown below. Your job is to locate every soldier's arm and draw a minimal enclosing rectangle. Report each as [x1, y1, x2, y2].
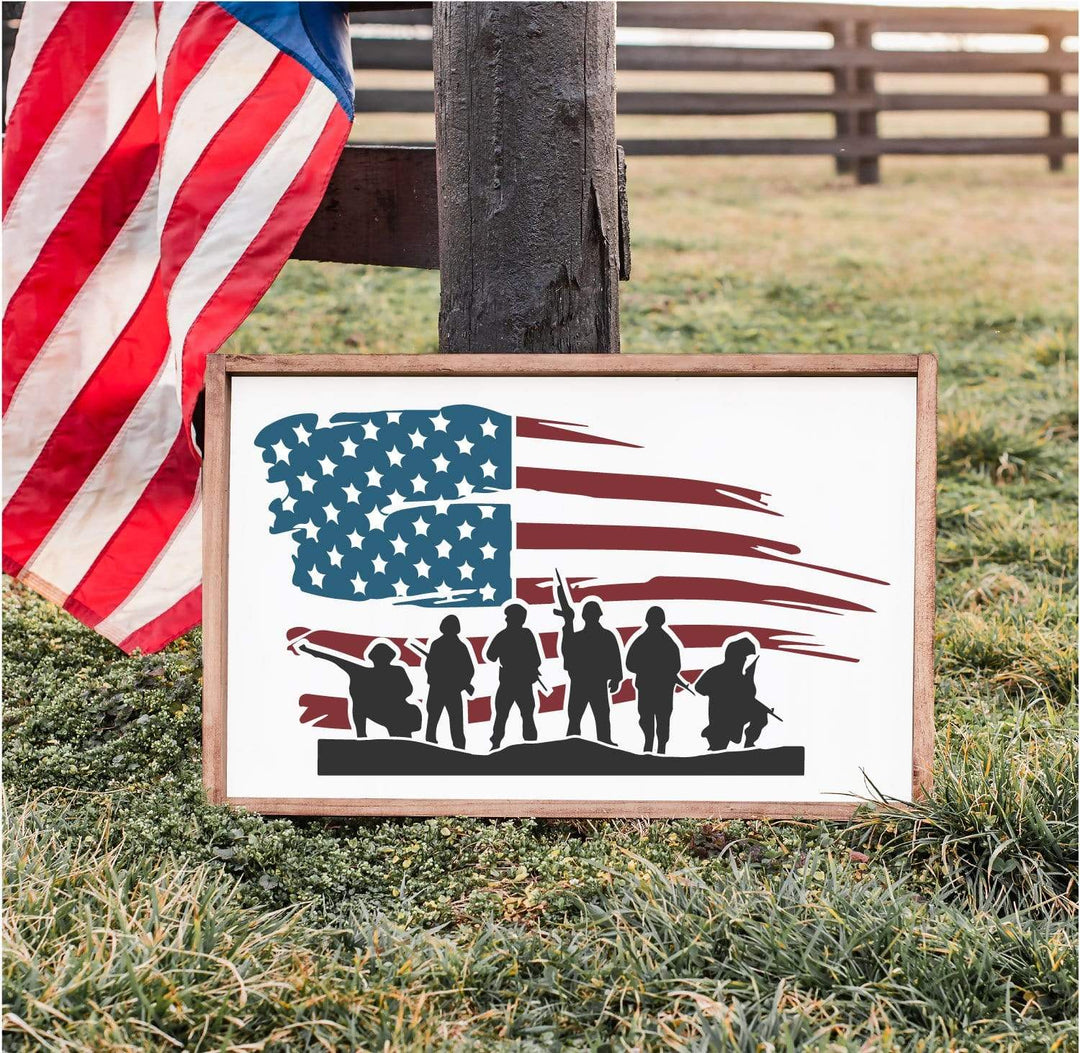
[484, 632, 501, 663]
[302, 646, 356, 674]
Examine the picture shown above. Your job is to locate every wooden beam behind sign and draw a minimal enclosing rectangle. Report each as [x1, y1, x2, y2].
[291, 144, 438, 269]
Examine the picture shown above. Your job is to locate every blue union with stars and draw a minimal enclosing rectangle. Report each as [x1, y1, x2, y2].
[254, 405, 512, 606]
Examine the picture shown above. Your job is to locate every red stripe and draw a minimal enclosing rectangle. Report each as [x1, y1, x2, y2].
[3, 86, 159, 410]
[175, 105, 350, 434]
[158, 52, 310, 297]
[515, 417, 640, 449]
[516, 523, 889, 585]
[116, 585, 201, 653]
[516, 575, 873, 615]
[2, 275, 168, 569]
[156, 4, 236, 135]
[63, 433, 200, 624]
[1, 3, 133, 215]
[516, 466, 777, 515]
[299, 694, 351, 730]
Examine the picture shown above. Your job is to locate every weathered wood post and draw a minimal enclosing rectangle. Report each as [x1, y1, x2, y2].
[827, 19, 855, 176]
[853, 20, 880, 186]
[432, 1, 620, 353]
[1044, 26, 1065, 172]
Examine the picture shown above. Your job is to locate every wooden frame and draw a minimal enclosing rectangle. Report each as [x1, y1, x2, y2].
[203, 352, 936, 819]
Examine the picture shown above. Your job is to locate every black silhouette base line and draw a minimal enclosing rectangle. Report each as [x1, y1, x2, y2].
[317, 737, 805, 777]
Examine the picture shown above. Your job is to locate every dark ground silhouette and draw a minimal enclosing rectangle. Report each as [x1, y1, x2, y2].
[318, 737, 805, 776]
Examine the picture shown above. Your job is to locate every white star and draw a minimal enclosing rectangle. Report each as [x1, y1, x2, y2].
[342, 483, 361, 503]
[479, 460, 497, 478]
[293, 423, 311, 445]
[458, 521, 475, 540]
[410, 474, 427, 494]
[435, 581, 456, 601]
[479, 505, 495, 519]
[328, 546, 343, 568]
[318, 455, 337, 476]
[362, 420, 380, 441]
[280, 495, 297, 513]
[432, 453, 450, 473]
[340, 436, 359, 457]
[366, 506, 389, 531]
[390, 534, 409, 556]
[392, 578, 410, 598]
[431, 411, 450, 432]
[323, 503, 340, 524]
[408, 428, 426, 449]
[413, 515, 430, 536]
[432, 496, 451, 516]
[458, 560, 475, 581]
[347, 529, 364, 549]
[455, 477, 475, 498]
[480, 542, 497, 560]
[371, 554, 388, 575]
[365, 467, 383, 488]
[387, 446, 405, 467]
[386, 411, 401, 424]
[308, 565, 324, 588]
[479, 583, 497, 602]
[480, 418, 498, 438]
[298, 473, 316, 493]
[435, 539, 453, 559]
[351, 573, 367, 594]
[299, 520, 320, 540]
[454, 436, 474, 456]
[271, 440, 290, 463]
[414, 557, 431, 578]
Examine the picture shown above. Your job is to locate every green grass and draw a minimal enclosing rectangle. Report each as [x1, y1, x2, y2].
[4, 151, 1076, 1050]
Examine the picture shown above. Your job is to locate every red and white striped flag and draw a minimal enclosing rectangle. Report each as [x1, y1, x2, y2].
[2, 2, 353, 652]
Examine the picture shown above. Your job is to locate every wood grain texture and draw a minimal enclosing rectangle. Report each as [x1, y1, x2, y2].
[201, 355, 230, 805]
[433, 1, 620, 353]
[218, 353, 924, 377]
[203, 353, 936, 819]
[912, 354, 938, 800]
[290, 145, 437, 268]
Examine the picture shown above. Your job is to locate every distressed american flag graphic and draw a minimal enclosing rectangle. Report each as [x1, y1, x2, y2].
[260, 406, 891, 730]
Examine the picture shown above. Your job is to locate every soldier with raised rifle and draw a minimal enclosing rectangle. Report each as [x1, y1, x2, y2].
[553, 570, 623, 746]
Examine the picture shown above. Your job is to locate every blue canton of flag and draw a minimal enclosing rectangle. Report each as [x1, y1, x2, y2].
[254, 406, 512, 606]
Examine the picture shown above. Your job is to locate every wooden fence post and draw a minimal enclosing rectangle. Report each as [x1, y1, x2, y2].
[432, 1, 620, 353]
[1045, 26, 1065, 172]
[828, 19, 855, 176]
[854, 20, 880, 185]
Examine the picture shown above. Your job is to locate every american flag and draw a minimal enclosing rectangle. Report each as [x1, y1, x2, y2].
[273, 407, 890, 730]
[2, 2, 353, 652]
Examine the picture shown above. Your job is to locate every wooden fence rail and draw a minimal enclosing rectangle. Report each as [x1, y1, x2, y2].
[349, 0, 1078, 184]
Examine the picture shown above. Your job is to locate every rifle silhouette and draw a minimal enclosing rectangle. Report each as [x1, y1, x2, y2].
[553, 567, 574, 624]
[676, 675, 696, 695]
[761, 703, 784, 724]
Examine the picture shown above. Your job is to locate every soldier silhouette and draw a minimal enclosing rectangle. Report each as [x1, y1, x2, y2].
[554, 574, 622, 745]
[422, 614, 474, 750]
[695, 633, 771, 751]
[299, 640, 421, 738]
[625, 605, 684, 754]
[485, 603, 542, 750]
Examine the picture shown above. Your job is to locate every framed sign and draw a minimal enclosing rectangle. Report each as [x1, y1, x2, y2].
[203, 353, 935, 818]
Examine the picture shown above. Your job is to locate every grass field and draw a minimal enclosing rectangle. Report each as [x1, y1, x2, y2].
[4, 119, 1078, 1049]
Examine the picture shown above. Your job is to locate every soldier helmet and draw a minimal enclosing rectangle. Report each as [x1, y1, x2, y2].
[582, 600, 602, 623]
[368, 642, 396, 665]
[440, 614, 461, 634]
[504, 603, 527, 627]
[645, 605, 665, 627]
